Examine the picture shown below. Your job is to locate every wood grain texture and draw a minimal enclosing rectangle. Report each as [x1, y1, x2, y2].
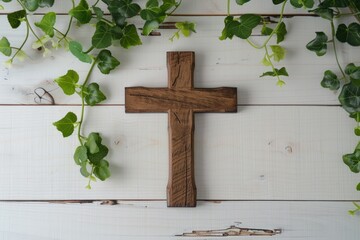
[1, 201, 359, 240]
[0, 106, 358, 200]
[126, 52, 237, 207]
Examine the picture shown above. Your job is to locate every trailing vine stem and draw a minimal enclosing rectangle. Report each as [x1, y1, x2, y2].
[264, 45, 284, 86]
[330, 21, 347, 82]
[245, 0, 288, 49]
[77, 57, 98, 146]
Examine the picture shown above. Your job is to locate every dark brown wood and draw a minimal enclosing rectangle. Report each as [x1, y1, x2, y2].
[125, 52, 237, 207]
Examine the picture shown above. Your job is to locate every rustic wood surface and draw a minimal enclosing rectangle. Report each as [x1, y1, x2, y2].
[126, 52, 237, 207]
[1, 0, 360, 239]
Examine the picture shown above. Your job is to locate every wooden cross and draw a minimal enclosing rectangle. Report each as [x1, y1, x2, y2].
[125, 52, 237, 207]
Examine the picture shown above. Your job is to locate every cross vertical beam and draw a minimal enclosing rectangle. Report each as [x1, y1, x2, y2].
[125, 52, 237, 207]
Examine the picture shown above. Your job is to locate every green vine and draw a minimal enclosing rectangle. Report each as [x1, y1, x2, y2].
[0, 0, 196, 188]
[228, 0, 360, 213]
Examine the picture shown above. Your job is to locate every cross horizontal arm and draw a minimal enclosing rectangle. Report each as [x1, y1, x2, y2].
[125, 87, 237, 113]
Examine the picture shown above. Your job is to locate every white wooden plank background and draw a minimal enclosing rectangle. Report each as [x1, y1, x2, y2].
[0, 1, 360, 239]
[1, 16, 357, 105]
[0, 106, 358, 200]
[1, 201, 359, 240]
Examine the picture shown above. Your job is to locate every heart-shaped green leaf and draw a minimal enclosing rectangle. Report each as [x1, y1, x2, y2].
[336, 23, 360, 46]
[94, 159, 111, 180]
[7, 10, 26, 29]
[120, 24, 142, 49]
[319, 0, 350, 8]
[53, 112, 78, 137]
[227, 14, 261, 39]
[270, 45, 286, 62]
[310, 7, 334, 21]
[236, 0, 251, 5]
[74, 146, 88, 165]
[21, 0, 39, 11]
[83, 82, 107, 106]
[321, 70, 340, 90]
[339, 82, 360, 113]
[34, 12, 56, 37]
[69, 41, 93, 63]
[0, 37, 11, 56]
[343, 150, 360, 173]
[38, 0, 54, 8]
[97, 50, 120, 74]
[69, 0, 92, 24]
[54, 70, 79, 95]
[92, 21, 113, 49]
[260, 67, 289, 77]
[306, 32, 328, 56]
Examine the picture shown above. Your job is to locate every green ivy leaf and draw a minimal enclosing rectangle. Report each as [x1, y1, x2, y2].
[339, 82, 360, 114]
[74, 146, 88, 165]
[7, 10, 26, 29]
[94, 159, 111, 181]
[272, 0, 286, 4]
[345, 63, 360, 86]
[53, 112, 78, 137]
[261, 25, 273, 36]
[69, 41, 93, 63]
[140, 7, 162, 21]
[21, 0, 39, 11]
[260, 67, 289, 77]
[69, 0, 92, 24]
[160, 0, 178, 11]
[319, 0, 350, 8]
[276, 22, 287, 44]
[175, 21, 196, 37]
[85, 132, 102, 154]
[80, 161, 90, 177]
[97, 49, 120, 74]
[306, 32, 328, 56]
[270, 45, 286, 62]
[336, 23, 360, 46]
[54, 70, 79, 95]
[290, 0, 314, 8]
[343, 150, 360, 173]
[92, 6, 104, 20]
[227, 14, 262, 39]
[34, 12, 56, 37]
[321, 70, 340, 90]
[92, 21, 112, 49]
[38, 0, 54, 8]
[108, 0, 140, 20]
[146, 0, 159, 8]
[120, 24, 142, 49]
[357, 182, 360, 191]
[219, 16, 235, 40]
[309, 7, 334, 21]
[236, 0, 251, 5]
[83, 82, 107, 106]
[85, 133, 109, 165]
[0, 37, 11, 56]
[142, 20, 159, 36]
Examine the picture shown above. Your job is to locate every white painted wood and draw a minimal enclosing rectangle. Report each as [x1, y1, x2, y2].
[0, 201, 359, 240]
[0, 106, 358, 200]
[0, 0, 307, 15]
[1, 16, 358, 105]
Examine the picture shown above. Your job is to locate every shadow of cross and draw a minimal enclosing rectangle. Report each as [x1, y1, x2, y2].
[125, 52, 237, 207]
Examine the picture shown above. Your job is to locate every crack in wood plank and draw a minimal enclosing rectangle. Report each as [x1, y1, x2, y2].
[177, 225, 281, 237]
